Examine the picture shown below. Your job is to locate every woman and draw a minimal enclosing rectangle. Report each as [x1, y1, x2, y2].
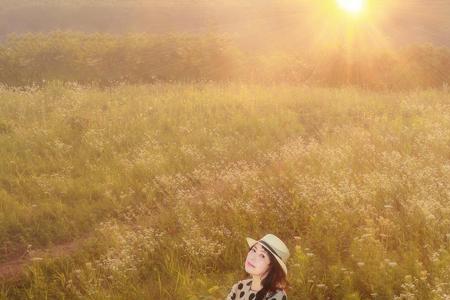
[226, 233, 290, 300]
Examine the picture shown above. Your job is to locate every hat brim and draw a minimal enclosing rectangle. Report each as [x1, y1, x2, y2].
[246, 237, 288, 276]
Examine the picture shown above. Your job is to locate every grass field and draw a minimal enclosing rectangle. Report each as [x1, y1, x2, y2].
[0, 82, 449, 299]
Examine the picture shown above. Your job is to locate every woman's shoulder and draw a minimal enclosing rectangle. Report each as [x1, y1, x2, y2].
[228, 279, 287, 300]
[265, 288, 287, 300]
[230, 278, 251, 289]
[232, 278, 252, 289]
[227, 278, 253, 300]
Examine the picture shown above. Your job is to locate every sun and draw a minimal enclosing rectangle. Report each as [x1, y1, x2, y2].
[336, 0, 365, 14]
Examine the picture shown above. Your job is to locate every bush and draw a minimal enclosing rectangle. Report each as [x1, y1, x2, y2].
[1, 32, 450, 90]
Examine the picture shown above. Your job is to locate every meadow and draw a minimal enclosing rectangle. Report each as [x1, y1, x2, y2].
[0, 82, 449, 299]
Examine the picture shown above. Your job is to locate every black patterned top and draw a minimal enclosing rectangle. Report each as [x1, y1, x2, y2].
[226, 278, 287, 300]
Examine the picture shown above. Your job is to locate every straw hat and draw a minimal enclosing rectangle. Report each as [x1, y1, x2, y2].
[246, 234, 290, 275]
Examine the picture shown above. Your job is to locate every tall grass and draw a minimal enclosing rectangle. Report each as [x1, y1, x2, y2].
[0, 82, 449, 299]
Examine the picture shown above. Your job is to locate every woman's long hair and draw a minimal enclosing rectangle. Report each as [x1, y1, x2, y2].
[242, 244, 289, 300]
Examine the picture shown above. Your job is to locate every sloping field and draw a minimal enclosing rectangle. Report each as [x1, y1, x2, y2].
[0, 83, 449, 299]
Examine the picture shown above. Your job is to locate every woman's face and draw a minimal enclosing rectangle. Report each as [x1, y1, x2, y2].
[245, 242, 271, 277]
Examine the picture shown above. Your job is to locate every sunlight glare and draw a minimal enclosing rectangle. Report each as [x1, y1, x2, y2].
[336, 0, 365, 14]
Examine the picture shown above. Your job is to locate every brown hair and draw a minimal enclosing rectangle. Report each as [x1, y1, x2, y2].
[242, 244, 289, 300]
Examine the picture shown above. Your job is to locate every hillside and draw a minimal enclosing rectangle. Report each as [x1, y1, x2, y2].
[1, 83, 449, 299]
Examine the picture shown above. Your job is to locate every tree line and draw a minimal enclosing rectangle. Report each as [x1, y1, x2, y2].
[0, 31, 449, 90]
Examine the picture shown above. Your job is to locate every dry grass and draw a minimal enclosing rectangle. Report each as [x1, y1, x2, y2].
[0, 82, 449, 299]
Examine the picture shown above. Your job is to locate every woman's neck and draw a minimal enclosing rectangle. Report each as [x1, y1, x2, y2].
[250, 275, 263, 292]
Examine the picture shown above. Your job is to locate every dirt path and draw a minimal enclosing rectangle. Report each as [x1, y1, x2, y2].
[0, 239, 83, 282]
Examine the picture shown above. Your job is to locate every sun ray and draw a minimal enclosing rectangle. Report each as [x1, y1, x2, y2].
[337, 0, 365, 14]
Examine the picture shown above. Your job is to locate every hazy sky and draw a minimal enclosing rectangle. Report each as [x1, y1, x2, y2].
[1, 0, 449, 50]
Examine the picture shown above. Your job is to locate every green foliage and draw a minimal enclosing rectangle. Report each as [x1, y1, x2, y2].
[1, 32, 450, 90]
[0, 32, 240, 86]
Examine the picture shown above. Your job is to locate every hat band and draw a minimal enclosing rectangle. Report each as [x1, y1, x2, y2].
[259, 240, 283, 261]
